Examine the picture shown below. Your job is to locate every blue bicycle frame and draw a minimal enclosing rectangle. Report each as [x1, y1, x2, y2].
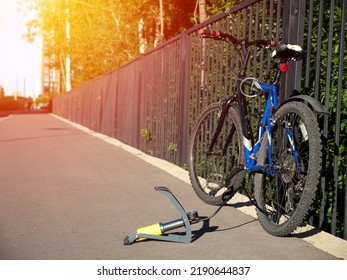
[203, 34, 304, 180]
[242, 81, 277, 173]
[240, 80, 300, 174]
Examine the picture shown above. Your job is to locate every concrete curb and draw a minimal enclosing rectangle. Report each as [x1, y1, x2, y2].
[52, 114, 347, 260]
[0, 115, 12, 122]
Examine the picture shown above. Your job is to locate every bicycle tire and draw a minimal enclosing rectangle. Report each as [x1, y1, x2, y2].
[254, 101, 322, 236]
[188, 102, 245, 206]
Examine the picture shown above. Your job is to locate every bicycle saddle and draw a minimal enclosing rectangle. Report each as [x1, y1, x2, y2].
[272, 43, 303, 61]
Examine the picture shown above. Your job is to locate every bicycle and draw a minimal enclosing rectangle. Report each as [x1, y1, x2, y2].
[187, 28, 326, 237]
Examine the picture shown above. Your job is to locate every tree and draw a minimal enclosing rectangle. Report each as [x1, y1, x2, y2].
[198, 0, 207, 23]
[21, 0, 73, 92]
[138, 0, 196, 49]
[20, 0, 197, 92]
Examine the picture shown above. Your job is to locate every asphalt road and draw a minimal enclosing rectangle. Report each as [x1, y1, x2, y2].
[0, 113, 344, 260]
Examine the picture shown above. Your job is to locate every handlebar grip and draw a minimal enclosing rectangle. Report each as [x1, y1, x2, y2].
[198, 28, 221, 38]
[198, 28, 239, 44]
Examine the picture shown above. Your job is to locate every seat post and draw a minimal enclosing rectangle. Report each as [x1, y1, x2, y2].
[273, 61, 286, 86]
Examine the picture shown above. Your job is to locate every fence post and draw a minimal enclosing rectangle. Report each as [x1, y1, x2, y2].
[177, 31, 191, 167]
[281, 0, 306, 101]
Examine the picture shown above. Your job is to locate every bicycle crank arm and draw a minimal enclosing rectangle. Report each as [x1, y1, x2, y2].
[224, 164, 245, 188]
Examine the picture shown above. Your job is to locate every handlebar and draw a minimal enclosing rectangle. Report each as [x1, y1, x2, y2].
[198, 28, 275, 49]
[198, 28, 240, 44]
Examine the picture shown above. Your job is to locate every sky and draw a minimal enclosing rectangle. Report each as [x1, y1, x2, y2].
[0, 0, 42, 97]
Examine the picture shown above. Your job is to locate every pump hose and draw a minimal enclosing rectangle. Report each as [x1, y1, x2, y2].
[192, 187, 236, 224]
[195, 184, 267, 225]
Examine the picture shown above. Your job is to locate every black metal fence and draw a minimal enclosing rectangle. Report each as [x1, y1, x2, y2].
[53, 0, 346, 239]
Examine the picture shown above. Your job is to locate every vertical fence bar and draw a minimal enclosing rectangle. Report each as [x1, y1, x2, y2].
[325, 0, 337, 235]
[314, 0, 324, 100]
[304, 0, 314, 93]
[316, 0, 329, 232]
[178, 31, 191, 166]
[337, 0, 346, 239]
[281, 0, 305, 101]
[275, 0, 282, 42]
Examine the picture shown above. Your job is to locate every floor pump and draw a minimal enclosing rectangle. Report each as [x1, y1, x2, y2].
[124, 186, 234, 245]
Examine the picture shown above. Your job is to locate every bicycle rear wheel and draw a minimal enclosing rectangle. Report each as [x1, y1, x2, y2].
[254, 101, 322, 236]
[188, 102, 245, 206]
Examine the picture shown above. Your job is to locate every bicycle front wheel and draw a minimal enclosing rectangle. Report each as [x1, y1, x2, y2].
[188, 102, 245, 206]
[254, 101, 322, 236]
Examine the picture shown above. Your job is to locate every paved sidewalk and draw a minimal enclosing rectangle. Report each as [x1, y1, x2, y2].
[0, 113, 346, 260]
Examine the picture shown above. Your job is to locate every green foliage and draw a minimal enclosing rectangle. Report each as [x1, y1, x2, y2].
[35, 92, 50, 107]
[140, 128, 154, 155]
[168, 143, 177, 152]
[140, 128, 152, 140]
[303, 0, 346, 237]
[206, 0, 242, 16]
